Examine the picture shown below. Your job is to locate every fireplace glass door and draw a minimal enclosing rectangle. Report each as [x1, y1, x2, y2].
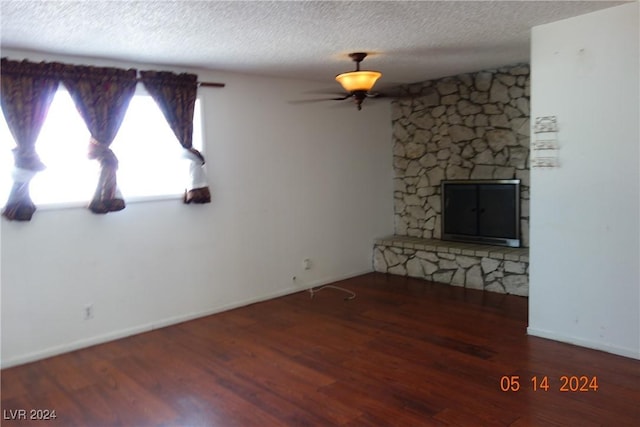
[442, 179, 520, 247]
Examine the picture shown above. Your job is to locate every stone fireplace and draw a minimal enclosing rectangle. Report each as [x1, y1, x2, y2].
[374, 64, 530, 296]
[392, 63, 530, 245]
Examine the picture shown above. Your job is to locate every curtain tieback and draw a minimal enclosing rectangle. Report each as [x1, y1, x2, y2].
[11, 166, 38, 183]
[182, 147, 205, 165]
[12, 147, 46, 171]
[88, 138, 118, 167]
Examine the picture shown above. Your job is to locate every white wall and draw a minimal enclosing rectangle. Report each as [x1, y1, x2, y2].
[0, 50, 394, 367]
[529, 3, 639, 359]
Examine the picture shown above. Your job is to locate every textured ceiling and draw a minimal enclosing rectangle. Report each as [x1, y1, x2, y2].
[0, 1, 630, 86]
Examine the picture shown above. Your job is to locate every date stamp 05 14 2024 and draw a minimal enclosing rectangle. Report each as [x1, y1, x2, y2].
[500, 375, 599, 392]
[3, 409, 57, 421]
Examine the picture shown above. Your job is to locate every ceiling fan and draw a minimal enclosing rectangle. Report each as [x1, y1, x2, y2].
[334, 52, 382, 110]
[292, 52, 385, 110]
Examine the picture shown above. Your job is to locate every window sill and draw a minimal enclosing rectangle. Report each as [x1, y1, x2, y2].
[20, 193, 184, 212]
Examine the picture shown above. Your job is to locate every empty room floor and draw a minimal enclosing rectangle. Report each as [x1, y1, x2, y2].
[1, 273, 639, 426]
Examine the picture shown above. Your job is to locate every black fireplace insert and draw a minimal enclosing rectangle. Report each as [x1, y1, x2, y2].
[441, 179, 520, 248]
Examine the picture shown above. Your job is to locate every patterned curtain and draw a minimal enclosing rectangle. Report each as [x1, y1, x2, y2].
[62, 65, 137, 213]
[139, 71, 211, 204]
[1, 58, 62, 221]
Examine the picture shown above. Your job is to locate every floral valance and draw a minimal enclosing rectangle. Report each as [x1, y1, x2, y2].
[0, 58, 65, 79]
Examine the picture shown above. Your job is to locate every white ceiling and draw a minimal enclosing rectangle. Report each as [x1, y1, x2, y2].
[0, 1, 629, 87]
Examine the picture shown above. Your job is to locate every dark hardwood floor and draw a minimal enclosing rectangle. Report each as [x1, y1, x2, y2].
[2, 273, 639, 426]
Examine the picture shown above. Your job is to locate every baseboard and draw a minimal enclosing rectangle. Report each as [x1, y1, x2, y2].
[527, 327, 640, 360]
[0, 269, 373, 369]
[296, 269, 372, 291]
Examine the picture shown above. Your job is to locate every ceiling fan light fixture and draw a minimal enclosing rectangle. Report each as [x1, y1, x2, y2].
[335, 70, 382, 92]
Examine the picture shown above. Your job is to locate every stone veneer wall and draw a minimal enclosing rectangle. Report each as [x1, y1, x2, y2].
[392, 64, 530, 247]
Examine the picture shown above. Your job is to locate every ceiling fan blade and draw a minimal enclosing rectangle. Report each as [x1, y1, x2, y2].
[288, 99, 334, 104]
[288, 94, 351, 104]
[302, 88, 349, 96]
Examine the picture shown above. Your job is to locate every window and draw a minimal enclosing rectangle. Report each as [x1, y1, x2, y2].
[0, 88, 203, 207]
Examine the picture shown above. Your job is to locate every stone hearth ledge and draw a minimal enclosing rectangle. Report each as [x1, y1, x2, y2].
[373, 235, 529, 296]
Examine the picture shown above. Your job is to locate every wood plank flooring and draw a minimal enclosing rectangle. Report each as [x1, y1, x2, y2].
[2, 273, 639, 426]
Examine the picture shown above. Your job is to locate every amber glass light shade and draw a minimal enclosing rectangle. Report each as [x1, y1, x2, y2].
[335, 70, 382, 92]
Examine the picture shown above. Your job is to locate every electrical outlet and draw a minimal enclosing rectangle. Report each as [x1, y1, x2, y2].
[303, 258, 311, 270]
[84, 304, 94, 320]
